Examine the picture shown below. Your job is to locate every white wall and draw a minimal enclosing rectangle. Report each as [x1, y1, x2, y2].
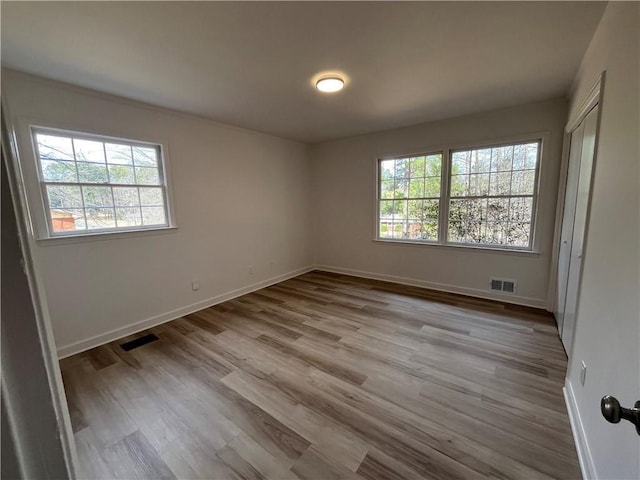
[563, 3, 640, 479]
[310, 99, 568, 307]
[2, 70, 313, 356]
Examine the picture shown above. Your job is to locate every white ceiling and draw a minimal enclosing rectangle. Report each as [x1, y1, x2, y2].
[1, 2, 605, 144]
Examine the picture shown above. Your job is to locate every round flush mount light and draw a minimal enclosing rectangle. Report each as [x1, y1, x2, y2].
[315, 76, 344, 93]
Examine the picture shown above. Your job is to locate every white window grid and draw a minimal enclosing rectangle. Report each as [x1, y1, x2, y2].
[378, 152, 444, 242]
[377, 138, 542, 250]
[32, 127, 171, 236]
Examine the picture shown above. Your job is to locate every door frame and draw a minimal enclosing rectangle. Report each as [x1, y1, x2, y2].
[2, 100, 78, 477]
[547, 71, 606, 353]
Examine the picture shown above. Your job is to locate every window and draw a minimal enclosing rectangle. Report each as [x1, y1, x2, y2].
[32, 127, 172, 236]
[377, 139, 541, 250]
[379, 153, 443, 241]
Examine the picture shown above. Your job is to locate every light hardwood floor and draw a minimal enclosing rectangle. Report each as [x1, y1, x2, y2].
[60, 271, 581, 479]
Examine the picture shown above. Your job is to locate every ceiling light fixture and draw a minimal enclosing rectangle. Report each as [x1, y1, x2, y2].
[315, 76, 344, 93]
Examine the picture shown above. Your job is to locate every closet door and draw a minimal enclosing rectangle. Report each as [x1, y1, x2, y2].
[560, 105, 599, 352]
[555, 121, 585, 334]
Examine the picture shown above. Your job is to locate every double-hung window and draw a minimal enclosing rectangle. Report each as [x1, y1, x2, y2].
[379, 153, 443, 242]
[32, 127, 172, 237]
[377, 139, 541, 250]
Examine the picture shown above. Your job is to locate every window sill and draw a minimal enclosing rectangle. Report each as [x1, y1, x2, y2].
[373, 238, 541, 256]
[37, 226, 178, 246]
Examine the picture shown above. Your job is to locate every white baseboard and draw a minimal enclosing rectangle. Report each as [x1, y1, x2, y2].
[314, 264, 547, 309]
[56, 265, 315, 359]
[57, 263, 547, 358]
[564, 381, 595, 479]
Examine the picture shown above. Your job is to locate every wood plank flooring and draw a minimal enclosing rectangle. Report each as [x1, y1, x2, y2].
[60, 271, 581, 479]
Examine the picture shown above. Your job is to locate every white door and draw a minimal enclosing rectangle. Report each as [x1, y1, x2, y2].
[558, 105, 599, 352]
[555, 122, 584, 333]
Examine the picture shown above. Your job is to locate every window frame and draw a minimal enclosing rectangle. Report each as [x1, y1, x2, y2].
[375, 134, 546, 252]
[25, 123, 177, 241]
[376, 150, 446, 244]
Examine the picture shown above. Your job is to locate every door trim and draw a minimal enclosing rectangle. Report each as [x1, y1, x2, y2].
[567, 72, 606, 133]
[546, 71, 606, 315]
[1, 99, 78, 477]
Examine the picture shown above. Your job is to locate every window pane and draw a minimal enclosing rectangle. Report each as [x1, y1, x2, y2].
[41, 159, 77, 182]
[86, 207, 116, 229]
[380, 200, 394, 217]
[132, 147, 158, 167]
[452, 152, 470, 175]
[486, 222, 508, 245]
[425, 154, 442, 177]
[409, 157, 425, 177]
[394, 159, 409, 178]
[108, 164, 136, 184]
[424, 176, 441, 197]
[77, 162, 108, 183]
[408, 178, 424, 198]
[513, 144, 528, 170]
[139, 187, 164, 206]
[492, 145, 513, 172]
[421, 220, 438, 241]
[448, 220, 463, 243]
[524, 143, 539, 168]
[487, 198, 510, 224]
[509, 197, 533, 223]
[50, 208, 85, 232]
[37, 134, 74, 161]
[141, 206, 166, 226]
[82, 186, 113, 207]
[391, 222, 403, 238]
[451, 174, 468, 196]
[380, 180, 394, 199]
[511, 170, 535, 195]
[379, 221, 392, 238]
[135, 166, 160, 185]
[469, 173, 489, 196]
[380, 160, 394, 180]
[407, 200, 423, 219]
[423, 199, 439, 220]
[47, 185, 82, 208]
[449, 199, 486, 243]
[115, 207, 142, 228]
[508, 222, 531, 247]
[113, 187, 139, 206]
[392, 199, 406, 217]
[465, 198, 486, 243]
[74, 139, 105, 163]
[449, 199, 469, 224]
[105, 144, 133, 165]
[406, 219, 422, 240]
[393, 179, 407, 199]
[489, 171, 511, 196]
[471, 149, 491, 173]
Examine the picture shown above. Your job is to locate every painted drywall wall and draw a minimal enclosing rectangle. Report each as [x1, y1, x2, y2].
[310, 99, 567, 307]
[563, 3, 640, 479]
[2, 70, 313, 355]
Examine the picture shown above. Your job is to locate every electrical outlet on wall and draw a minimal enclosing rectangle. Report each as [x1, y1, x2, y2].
[249, 265, 254, 275]
[191, 279, 200, 291]
[580, 361, 587, 386]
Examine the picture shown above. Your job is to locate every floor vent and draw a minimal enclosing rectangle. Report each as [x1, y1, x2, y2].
[120, 333, 159, 351]
[490, 278, 517, 294]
